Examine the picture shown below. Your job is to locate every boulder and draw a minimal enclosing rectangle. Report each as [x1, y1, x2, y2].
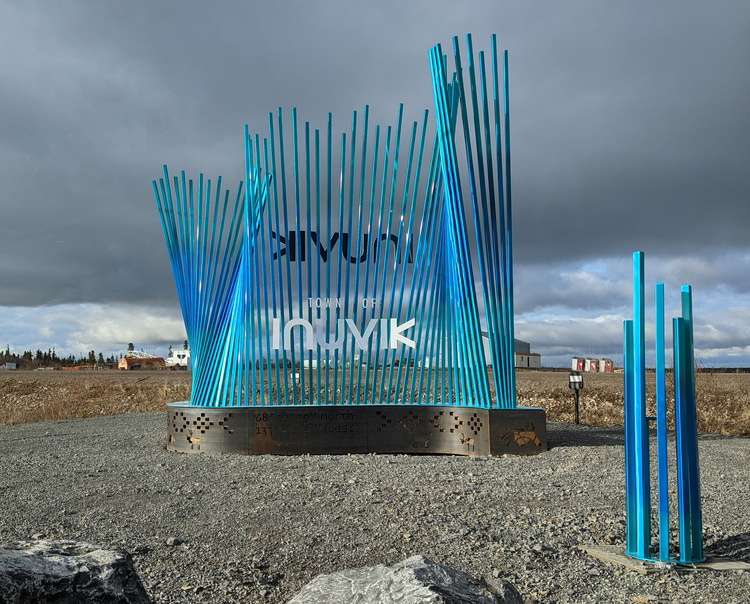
[0, 540, 150, 604]
[289, 554, 522, 604]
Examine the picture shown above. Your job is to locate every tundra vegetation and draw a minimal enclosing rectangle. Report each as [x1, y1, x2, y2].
[1, 369, 748, 435]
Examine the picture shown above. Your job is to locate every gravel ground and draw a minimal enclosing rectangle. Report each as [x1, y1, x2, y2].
[0, 412, 748, 603]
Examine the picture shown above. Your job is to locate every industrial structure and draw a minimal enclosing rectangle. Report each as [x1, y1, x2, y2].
[118, 350, 166, 370]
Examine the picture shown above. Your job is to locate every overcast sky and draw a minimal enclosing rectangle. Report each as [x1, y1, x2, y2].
[1, 1, 748, 367]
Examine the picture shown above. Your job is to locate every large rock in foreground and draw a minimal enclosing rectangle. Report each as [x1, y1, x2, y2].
[289, 554, 522, 604]
[0, 540, 150, 604]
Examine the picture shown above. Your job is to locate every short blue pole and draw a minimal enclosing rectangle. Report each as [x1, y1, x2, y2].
[623, 319, 637, 557]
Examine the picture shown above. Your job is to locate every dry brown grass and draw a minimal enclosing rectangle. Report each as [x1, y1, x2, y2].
[516, 370, 750, 435]
[1, 369, 748, 435]
[0, 370, 191, 426]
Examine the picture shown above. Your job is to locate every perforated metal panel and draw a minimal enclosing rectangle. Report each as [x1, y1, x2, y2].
[167, 402, 545, 456]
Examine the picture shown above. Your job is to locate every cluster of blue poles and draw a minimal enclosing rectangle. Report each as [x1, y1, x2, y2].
[624, 251, 703, 563]
[153, 35, 518, 410]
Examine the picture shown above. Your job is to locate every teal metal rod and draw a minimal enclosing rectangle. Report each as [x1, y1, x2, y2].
[655, 282, 669, 562]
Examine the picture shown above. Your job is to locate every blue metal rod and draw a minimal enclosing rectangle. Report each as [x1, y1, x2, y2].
[393, 110, 430, 400]
[248, 127, 262, 405]
[276, 109, 295, 404]
[623, 319, 637, 556]
[349, 106, 369, 404]
[490, 36, 510, 407]
[462, 34, 495, 398]
[342, 111, 358, 403]
[274, 110, 291, 402]
[633, 252, 651, 559]
[674, 317, 690, 561]
[291, 108, 305, 402]
[359, 123, 381, 403]
[478, 47, 503, 404]
[375, 105, 404, 403]
[314, 127, 322, 405]
[324, 114, 333, 401]
[303, 122, 314, 402]
[266, 113, 289, 405]
[333, 130, 346, 401]
[262, 137, 282, 406]
[678, 285, 704, 562]
[655, 282, 669, 561]
[502, 49, 516, 407]
[367, 123, 393, 404]
[384, 118, 419, 398]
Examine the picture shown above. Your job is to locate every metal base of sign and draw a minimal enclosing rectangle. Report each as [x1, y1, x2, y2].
[166, 402, 546, 456]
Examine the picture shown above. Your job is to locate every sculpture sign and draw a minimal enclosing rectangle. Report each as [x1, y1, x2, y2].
[155, 35, 547, 455]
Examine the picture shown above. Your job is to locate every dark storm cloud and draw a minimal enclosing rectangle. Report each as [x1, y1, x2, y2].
[1, 1, 748, 363]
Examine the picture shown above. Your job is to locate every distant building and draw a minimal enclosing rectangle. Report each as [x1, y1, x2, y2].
[0, 362, 17, 370]
[572, 357, 614, 373]
[515, 351, 541, 369]
[481, 334, 541, 368]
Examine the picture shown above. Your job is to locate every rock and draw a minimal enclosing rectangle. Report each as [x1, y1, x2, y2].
[288, 554, 522, 604]
[0, 540, 150, 604]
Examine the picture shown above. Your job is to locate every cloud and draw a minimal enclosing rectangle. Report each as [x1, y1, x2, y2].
[1, 1, 749, 366]
[0, 303, 185, 359]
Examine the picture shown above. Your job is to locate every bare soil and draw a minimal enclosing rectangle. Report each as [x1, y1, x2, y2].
[1, 369, 748, 435]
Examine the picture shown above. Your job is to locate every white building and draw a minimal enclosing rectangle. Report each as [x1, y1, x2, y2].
[482, 333, 541, 368]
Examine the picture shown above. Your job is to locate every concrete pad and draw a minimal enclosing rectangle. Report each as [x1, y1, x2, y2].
[580, 545, 750, 574]
[580, 546, 661, 575]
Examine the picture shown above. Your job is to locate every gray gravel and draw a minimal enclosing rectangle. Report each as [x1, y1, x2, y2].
[0, 412, 748, 603]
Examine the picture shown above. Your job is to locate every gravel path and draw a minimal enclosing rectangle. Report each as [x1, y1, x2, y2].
[0, 412, 748, 603]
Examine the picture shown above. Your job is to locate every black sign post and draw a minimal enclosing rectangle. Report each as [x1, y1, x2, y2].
[569, 371, 584, 424]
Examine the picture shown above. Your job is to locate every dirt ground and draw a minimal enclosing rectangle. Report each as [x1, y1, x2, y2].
[1, 369, 748, 434]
